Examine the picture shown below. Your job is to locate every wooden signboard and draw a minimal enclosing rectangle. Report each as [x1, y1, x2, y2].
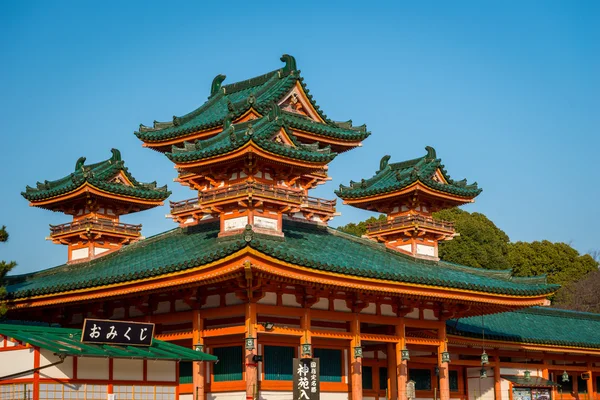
[293, 358, 320, 400]
[81, 319, 155, 346]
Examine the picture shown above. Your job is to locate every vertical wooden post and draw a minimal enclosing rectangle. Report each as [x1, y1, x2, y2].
[33, 347, 40, 400]
[301, 308, 312, 358]
[494, 356, 502, 400]
[573, 373, 579, 399]
[395, 320, 408, 400]
[351, 313, 363, 400]
[587, 363, 594, 400]
[193, 310, 205, 400]
[438, 324, 450, 400]
[387, 343, 398, 400]
[246, 302, 258, 400]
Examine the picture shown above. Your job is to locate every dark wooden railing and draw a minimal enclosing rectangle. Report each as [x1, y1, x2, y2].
[170, 183, 336, 214]
[366, 214, 455, 234]
[49, 218, 142, 236]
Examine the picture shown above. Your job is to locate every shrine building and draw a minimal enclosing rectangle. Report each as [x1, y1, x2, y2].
[5, 55, 600, 400]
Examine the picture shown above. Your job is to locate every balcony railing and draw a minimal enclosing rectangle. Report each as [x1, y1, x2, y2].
[49, 218, 142, 236]
[366, 214, 455, 235]
[170, 183, 336, 214]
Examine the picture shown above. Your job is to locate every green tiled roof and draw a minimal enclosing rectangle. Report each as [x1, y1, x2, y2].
[165, 113, 337, 164]
[6, 219, 558, 300]
[135, 55, 369, 144]
[448, 307, 600, 349]
[0, 323, 216, 361]
[22, 149, 171, 202]
[336, 147, 482, 199]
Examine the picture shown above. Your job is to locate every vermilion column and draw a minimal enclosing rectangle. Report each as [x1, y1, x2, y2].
[494, 356, 502, 400]
[245, 302, 258, 400]
[387, 343, 398, 400]
[395, 321, 408, 400]
[438, 324, 450, 400]
[350, 314, 363, 400]
[587, 363, 594, 400]
[192, 310, 205, 400]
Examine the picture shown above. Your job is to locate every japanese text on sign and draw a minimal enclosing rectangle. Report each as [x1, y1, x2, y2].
[293, 358, 320, 400]
[81, 319, 155, 346]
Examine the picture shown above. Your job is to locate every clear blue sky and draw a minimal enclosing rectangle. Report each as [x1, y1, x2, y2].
[1, 1, 598, 274]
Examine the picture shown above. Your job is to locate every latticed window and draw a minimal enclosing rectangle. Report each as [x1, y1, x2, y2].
[264, 345, 294, 380]
[213, 346, 243, 381]
[113, 385, 176, 400]
[38, 383, 105, 399]
[362, 366, 373, 389]
[379, 367, 388, 391]
[449, 370, 459, 392]
[314, 348, 342, 382]
[0, 383, 33, 400]
[409, 368, 432, 390]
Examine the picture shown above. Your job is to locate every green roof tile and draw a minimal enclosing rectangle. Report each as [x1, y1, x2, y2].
[22, 149, 171, 202]
[165, 115, 338, 164]
[336, 146, 482, 199]
[6, 220, 557, 300]
[0, 323, 217, 361]
[135, 55, 369, 144]
[449, 307, 600, 349]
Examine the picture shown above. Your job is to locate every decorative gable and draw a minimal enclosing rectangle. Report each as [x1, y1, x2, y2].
[431, 168, 448, 184]
[271, 128, 296, 147]
[110, 171, 134, 186]
[278, 83, 324, 122]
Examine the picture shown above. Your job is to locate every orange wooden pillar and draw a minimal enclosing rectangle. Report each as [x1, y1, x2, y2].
[246, 302, 258, 400]
[387, 343, 398, 400]
[193, 310, 206, 400]
[33, 347, 40, 400]
[438, 324, 450, 400]
[301, 308, 312, 358]
[587, 364, 595, 400]
[395, 320, 408, 400]
[351, 314, 363, 400]
[494, 356, 502, 400]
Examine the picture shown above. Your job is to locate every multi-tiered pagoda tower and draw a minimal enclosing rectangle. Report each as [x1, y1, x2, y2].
[336, 147, 481, 259]
[136, 55, 370, 237]
[22, 149, 170, 262]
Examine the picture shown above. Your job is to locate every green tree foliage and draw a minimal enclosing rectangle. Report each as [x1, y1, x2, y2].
[337, 214, 387, 237]
[0, 225, 16, 315]
[433, 208, 511, 270]
[507, 240, 598, 285]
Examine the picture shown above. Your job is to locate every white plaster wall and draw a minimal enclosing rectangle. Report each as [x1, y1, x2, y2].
[364, 397, 377, 400]
[361, 303, 376, 315]
[0, 348, 34, 378]
[416, 244, 435, 257]
[113, 359, 144, 381]
[311, 298, 329, 310]
[500, 378, 511, 400]
[78, 357, 109, 380]
[404, 308, 419, 319]
[381, 304, 396, 316]
[500, 368, 540, 377]
[180, 394, 193, 400]
[71, 248, 89, 260]
[156, 301, 171, 314]
[226, 292, 244, 306]
[333, 299, 351, 312]
[260, 391, 293, 400]
[147, 360, 176, 382]
[175, 299, 192, 312]
[282, 294, 300, 307]
[398, 244, 412, 253]
[321, 393, 349, 400]
[39, 349, 73, 379]
[207, 392, 246, 400]
[467, 367, 494, 400]
[423, 309, 438, 321]
[205, 294, 220, 308]
[258, 292, 277, 305]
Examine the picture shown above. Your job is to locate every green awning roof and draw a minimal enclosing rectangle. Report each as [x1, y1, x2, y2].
[0, 323, 216, 362]
[501, 375, 559, 388]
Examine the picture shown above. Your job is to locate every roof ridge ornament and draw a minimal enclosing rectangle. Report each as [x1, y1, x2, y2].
[378, 155, 391, 173]
[280, 54, 297, 75]
[110, 148, 122, 163]
[425, 146, 436, 160]
[210, 74, 227, 97]
[75, 157, 86, 171]
[244, 224, 254, 242]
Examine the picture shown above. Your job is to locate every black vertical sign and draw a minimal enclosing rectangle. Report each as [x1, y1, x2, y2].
[293, 358, 320, 400]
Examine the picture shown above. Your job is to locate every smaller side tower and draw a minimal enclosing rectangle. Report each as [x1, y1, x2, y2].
[22, 149, 170, 263]
[336, 147, 481, 259]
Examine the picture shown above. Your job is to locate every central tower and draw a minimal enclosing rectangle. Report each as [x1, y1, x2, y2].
[136, 55, 370, 237]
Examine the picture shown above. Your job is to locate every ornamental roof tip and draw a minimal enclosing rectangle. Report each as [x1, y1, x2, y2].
[335, 146, 482, 199]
